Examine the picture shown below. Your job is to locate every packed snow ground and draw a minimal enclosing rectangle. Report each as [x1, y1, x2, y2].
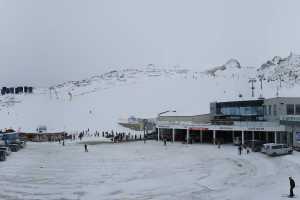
[0, 141, 299, 200]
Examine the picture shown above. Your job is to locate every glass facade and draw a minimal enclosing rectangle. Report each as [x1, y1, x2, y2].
[214, 100, 265, 121]
[296, 104, 300, 115]
[263, 105, 267, 115]
[220, 106, 264, 116]
[285, 104, 300, 115]
[273, 104, 277, 116]
[287, 104, 295, 115]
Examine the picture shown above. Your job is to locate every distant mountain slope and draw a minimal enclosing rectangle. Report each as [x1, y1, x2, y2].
[1, 55, 300, 132]
[205, 58, 241, 76]
[257, 53, 300, 86]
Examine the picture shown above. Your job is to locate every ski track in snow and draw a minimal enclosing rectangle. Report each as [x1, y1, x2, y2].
[0, 141, 299, 200]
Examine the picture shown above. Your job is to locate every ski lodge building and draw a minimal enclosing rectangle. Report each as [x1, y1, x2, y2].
[156, 97, 300, 147]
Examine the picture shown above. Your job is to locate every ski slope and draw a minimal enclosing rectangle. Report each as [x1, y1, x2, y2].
[0, 56, 300, 132]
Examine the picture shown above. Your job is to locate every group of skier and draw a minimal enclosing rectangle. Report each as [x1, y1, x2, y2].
[101, 130, 146, 143]
[75, 129, 105, 140]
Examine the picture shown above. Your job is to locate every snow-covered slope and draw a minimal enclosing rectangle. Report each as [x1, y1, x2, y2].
[1, 55, 300, 132]
[205, 58, 241, 77]
[257, 53, 300, 86]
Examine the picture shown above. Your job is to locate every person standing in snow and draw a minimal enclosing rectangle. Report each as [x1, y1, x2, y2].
[84, 144, 88, 152]
[238, 145, 242, 155]
[243, 144, 247, 152]
[246, 147, 250, 154]
[163, 138, 167, 146]
[289, 177, 295, 197]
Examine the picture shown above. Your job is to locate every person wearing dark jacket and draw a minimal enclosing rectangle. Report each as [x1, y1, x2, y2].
[163, 138, 167, 146]
[290, 177, 295, 197]
[84, 144, 88, 152]
[238, 145, 242, 155]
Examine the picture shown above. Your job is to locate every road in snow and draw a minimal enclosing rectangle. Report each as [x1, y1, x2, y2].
[0, 140, 299, 200]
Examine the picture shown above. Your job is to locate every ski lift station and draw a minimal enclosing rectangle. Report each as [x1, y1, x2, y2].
[156, 97, 300, 147]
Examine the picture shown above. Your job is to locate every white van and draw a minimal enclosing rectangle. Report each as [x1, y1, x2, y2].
[261, 143, 275, 154]
[262, 143, 293, 156]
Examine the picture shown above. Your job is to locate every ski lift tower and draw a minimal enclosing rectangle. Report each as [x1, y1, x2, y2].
[248, 78, 257, 97]
[257, 74, 265, 90]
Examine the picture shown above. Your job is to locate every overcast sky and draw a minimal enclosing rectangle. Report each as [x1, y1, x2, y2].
[1, 0, 300, 86]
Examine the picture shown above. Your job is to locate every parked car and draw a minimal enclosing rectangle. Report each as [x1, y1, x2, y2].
[245, 140, 264, 152]
[2, 132, 19, 145]
[8, 140, 26, 149]
[0, 150, 6, 161]
[8, 144, 19, 152]
[0, 146, 11, 156]
[12, 140, 26, 149]
[262, 143, 293, 156]
[20, 140, 26, 148]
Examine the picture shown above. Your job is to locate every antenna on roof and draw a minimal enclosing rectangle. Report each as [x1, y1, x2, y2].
[257, 74, 265, 90]
[278, 74, 284, 88]
[258, 94, 264, 100]
[248, 78, 257, 97]
[276, 86, 279, 97]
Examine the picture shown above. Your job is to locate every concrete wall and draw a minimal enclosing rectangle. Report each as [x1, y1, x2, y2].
[264, 97, 300, 122]
[294, 126, 300, 147]
[285, 125, 300, 147]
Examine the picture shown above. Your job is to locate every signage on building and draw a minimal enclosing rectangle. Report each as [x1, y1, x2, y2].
[218, 126, 234, 130]
[158, 125, 170, 129]
[247, 127, 265, 131]
[189, 127, 209, 131]
[296, 132, 300, 141]
[280, 115, 300, 122]
[280, 115, 300, 125]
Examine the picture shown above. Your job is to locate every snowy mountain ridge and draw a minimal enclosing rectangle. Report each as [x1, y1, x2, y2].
[257, 53, 300, 87]
[205, 58, 241, 77]
[1, 54, 300, 131]
[49, 60, 248, 99]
